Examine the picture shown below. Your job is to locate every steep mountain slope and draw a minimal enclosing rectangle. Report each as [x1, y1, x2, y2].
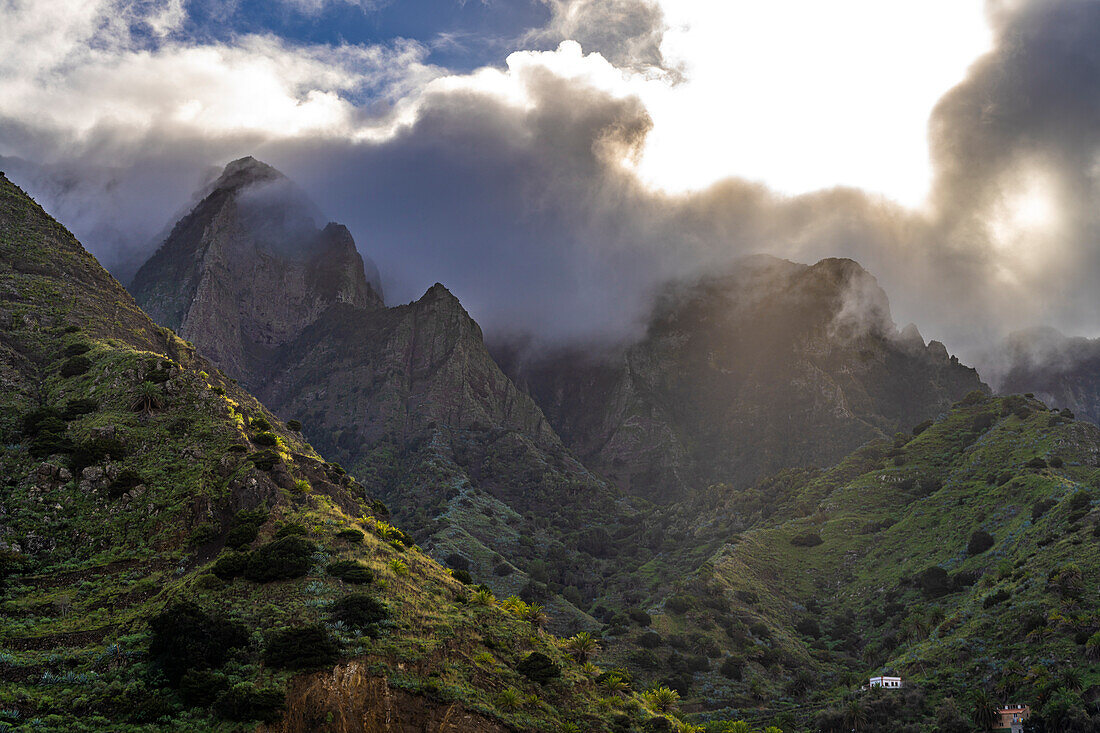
[503, 256, 986, 502]
[128, 159, 650, 632]
[612, 392, 1100, 730]
[986, 326, 1100, 425]
[130, 157, 384, 387]
[0, 172, 673, 732]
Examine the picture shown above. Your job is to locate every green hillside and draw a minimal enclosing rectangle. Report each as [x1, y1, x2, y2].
[617, 392, 1100, 730]
[0, 174, 687, 731]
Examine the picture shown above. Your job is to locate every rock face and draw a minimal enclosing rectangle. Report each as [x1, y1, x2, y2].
[984, 326, 1100, 424]
[128, 159, 626, 628]
[130, 157, 384, 386]
[501, 256, 986, 501]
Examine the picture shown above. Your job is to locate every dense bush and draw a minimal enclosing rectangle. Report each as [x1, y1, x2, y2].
[285, 419, 302, 431]
[244, 536, 316, 582]
[493, 562, 513, 576]
[64, 342, 91, 357]
[446, 553, 470, 572]
[912, 419, 933, 436]
[148, 602, 247, 684]
[1032, 498, 1057, 521]
[967, 530, 995, 555]
[60, 355, 91, 377]
[275, 523, 306, 538]
[263, 625, 340, 670]
[336, 528, 364, 543]
[70, 435, 126, 474]
[327, 560, 374, 584]
[62, 397, 98, 418]
[638, 631, 663, 648]
[216, 682, 285, 723]
[211, 552, 250, 580]
[249, 450, 280, 471]
[225, 523, 259, 549]
[517, 652, 561, 684]
[665, 595, 695, 614]
[249, 416, 272, 431]
[916, 567, 953, 598]
[718, 655, 743, 680]
[628, 608, 652, 626]
[107, 468, 142, 499]
[1026, 457, 1048, 470]
[252, 431, 279, 447]
[451, 568, 473, 584]
[179, 669, 228, 707]
[330, 593, 389, 629]
[982, 589, 1011, 608]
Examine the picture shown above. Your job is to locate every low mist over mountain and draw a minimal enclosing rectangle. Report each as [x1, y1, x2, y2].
[499, 256, 984, 500]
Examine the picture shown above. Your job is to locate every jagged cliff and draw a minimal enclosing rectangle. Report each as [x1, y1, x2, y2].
[503, 256, 986, 500]
[130, 157, 384, 386]
[0, 170, 668, 732]
[985, 326, 1100, 425]
[128, 159, 634, 630]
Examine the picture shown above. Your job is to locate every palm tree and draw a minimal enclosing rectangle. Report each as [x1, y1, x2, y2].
[843, 700, 868, 732]
[970, 689, 998, 731]
[523, 602, 549, 629]
[1086, 632, 1100, 662]
[640, 686, 680, 713]
[1059, 668, 1082, 692]
[564, 632, 600, 662]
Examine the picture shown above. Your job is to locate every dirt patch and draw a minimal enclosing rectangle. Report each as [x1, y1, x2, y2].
[264, 663, 515, 733]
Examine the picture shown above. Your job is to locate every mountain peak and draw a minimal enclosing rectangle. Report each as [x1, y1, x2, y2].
[212, 155, 284, 192]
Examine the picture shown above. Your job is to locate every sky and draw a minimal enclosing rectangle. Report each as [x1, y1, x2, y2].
[1, 0, 1099, 372]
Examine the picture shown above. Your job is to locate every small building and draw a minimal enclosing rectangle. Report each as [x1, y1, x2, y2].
[994, 704, 1030, 733]
[868, 676, 903, 689]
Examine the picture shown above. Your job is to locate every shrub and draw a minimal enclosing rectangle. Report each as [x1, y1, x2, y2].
[225, 523, 259, 549]
[967, 530, 995, 556]
[629, 649, 660, 669]
[628, 608, 652, 626]
[244, 536, 316, 582]
[285, 419, 302, 432]
[252, 431, 279, 447]
[451, 569, 473, 584]
[179, 669, 228, 707]
[719, 655, 743, 680]
[263, 625, 340, 670]
[60, 355, 91, 378]
[1032, 498, 1057, 521]
[1026, 457, 1048, 470]
[916, 567, 953, 598]
[446, 553, 470, 572]
[148, 602, 247, 684]
[790, 531, 823, 547]
[63, 342, 91, 357]
[69, 435, 126, 474]
[189, 521, 218, 545]
[216, 682, 285, 723]
[665, 595, 694, 614]
[638, 631, 662, 648]
[249, 450, 280, 471]
[327, 560, 374, 584]
[291, 479, 311, 494]
[517, 652, 560, 684]
[210, 552, 250, 581]
[249, 416, 272, 432]
[982, 589, 1011, 608]
[1049, 456, 1064, 468]
[274, 523, 306, 539]
[336, 528, 364, 543]
[330, 594, 389, 629]
[493, 562, 513, 576]
[61, 397, 98, 419]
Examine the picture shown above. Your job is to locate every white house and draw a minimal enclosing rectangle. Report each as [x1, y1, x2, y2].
[868, 676, 903, 689]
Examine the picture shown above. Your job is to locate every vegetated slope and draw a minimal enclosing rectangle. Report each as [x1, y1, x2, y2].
[986, 325, 1100, 426]
[128, 158, 655, 633]
[615, 392, 1100, 730]
[501, 256, 986, 502]
[0, 172, 675, 732]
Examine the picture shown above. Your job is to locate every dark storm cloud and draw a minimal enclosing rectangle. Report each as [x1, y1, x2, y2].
[6, 0, 1100, 368]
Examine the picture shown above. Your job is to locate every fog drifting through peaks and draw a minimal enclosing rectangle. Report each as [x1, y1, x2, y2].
[1, 0, 1099, 379]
